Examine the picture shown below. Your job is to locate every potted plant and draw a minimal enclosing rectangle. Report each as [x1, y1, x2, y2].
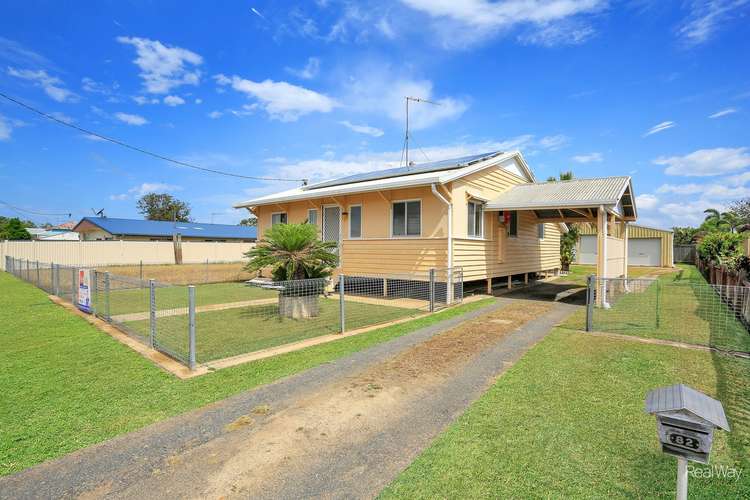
[245, 223, 338, 319]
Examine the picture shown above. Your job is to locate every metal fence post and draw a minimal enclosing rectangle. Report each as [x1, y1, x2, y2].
[149, 279, 156, 348]
[429, 268, 436, 312]
[90, 270, 97, 314]
[52, 263, 58, 296]
[71, 266, 77, 305]
[188, 285, 196, 370]
[25, 259, 30, 282]
[35, 260, 40, 286]
[655, 279, 661, 329]
[104, 272, 111, 321]
[339, 274, 345, 334]
[586, 275, 595, 332]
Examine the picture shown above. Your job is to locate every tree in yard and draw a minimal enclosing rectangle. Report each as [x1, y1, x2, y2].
[245, 223, 338, 281]
[239, 217, 257, 227]
[0, 218, 32, 240]
[546, 170, 578, 270]
[672, 226, 699, 245]
[547, 171, 574, 182]
[136, 193, 191, 222]
[702, 208, 742, 233]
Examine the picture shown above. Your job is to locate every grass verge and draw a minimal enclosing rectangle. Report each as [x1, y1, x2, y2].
[382, 329, 750, 499]
[0, 272, 493, 476]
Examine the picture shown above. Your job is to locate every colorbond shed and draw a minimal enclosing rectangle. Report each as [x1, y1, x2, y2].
[577, 223, 673, 267]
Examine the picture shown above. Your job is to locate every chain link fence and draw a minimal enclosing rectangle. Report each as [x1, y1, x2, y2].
[6, 256, 464, 370]
[584, 274, 750, 352]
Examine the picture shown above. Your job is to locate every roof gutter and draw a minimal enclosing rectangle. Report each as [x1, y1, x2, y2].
[431, 184, 453, 301]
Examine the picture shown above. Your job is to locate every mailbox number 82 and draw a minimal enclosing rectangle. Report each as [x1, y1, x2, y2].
[669, 433, 700, 450]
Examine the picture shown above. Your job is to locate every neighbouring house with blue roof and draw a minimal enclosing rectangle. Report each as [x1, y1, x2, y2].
[73, 217, 257, 242]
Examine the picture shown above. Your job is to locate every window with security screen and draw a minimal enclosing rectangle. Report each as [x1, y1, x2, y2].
[392, 200, 421, 237]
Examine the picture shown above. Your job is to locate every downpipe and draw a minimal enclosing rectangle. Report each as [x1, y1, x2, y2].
[431, 183, 453, 303]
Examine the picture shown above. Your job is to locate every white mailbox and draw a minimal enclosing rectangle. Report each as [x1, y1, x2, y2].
[645, 384, 729, 464]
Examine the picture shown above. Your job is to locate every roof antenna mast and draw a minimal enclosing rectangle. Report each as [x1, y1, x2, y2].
[404, 96, 440, 170]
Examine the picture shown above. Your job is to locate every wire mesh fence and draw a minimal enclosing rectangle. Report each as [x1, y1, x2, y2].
[6, 256, 465, 371]
[585, 274, 750, 352]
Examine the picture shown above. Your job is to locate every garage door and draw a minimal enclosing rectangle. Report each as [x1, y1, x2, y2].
[578, 235, 597, 264]
[629, 238, 661, 266]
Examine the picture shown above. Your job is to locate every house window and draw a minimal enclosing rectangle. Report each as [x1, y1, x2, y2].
[349, 205, 362, 238]
[538, 223, 545, 239]
[392, 200, 421, 237]
[307, 209, 318, 226]
[271, 212, 287, 226]
[468, 201, 484, 238]
[507, 211, 518, 237]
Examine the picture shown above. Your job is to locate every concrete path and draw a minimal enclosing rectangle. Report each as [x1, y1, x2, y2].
[1, 299, 576, 500]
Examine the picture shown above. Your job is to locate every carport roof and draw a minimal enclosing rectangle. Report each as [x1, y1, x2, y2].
[485, 176, 636, 220]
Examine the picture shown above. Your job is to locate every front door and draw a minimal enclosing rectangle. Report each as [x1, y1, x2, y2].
[323, 205, 341, 254]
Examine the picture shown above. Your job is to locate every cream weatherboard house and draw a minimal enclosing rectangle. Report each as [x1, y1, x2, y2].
[235, 151, 638, 293]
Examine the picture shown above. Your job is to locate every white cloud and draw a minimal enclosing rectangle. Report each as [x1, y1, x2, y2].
[400, 0, 605, 47]
[643, 121, 675, 136]
[132, 95, 159, 105]
[657, 200, 718, 227]
[207, 110, 223, 119]
[114, 112, 148, 126]
[342, 65, 468, 130]
[0, 114, 12, 141]
[194, 98, 202, 104]
[635, 193, 659, 210]
[376, 17, 396, 39]
[285, 57, 321, 80]
[270, 137, 544, 183]
[656, 183, 703, 195]
[709, 107, 738, 118]
[7, 67, 77, 102]
[111, 182, 183, 200]
[654, 147, 750, 176]
[214, 74, 336, 121]
[677, 0, 749, 46]
[81, 77, 119, 96]
[571, 152, 603, 163]
[163, 95, 185, 106]
[49, 111, 74, 123]
[339, 120, 384, 137]
[517, 19, 596, 47]
[117, 36, 203, 94]
[537, 134, 569, 151]
[109, 193, 128, 201]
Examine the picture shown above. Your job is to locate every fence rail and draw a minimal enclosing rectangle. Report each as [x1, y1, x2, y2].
[5, 256, 464, 371]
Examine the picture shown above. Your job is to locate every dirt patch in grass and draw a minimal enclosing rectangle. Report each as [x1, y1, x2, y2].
[107, 300, 553, 498]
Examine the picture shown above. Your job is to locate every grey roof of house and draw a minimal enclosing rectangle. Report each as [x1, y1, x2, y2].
[485, 176, 634, 216]
[645, 384, 730, 430]
[304, 151, 504, 190]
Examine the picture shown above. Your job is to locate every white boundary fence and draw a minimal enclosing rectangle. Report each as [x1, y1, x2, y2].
[0, 240, 255, 270]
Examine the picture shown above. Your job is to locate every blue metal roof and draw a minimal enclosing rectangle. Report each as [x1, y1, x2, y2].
[76, 217, 257, 239]
[303, 151, 503, 190]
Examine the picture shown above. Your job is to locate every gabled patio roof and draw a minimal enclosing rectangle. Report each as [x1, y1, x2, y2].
[484, 176, 636, 222]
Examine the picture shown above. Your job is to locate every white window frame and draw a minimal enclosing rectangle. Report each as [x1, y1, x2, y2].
[348, 204, 363, 239]
[538, 223, 545, 240]
[390, 199, 422, 238]
[307, 208, 318, 226]
[467, 200, 484, 239]
[271, 212, 288, 226]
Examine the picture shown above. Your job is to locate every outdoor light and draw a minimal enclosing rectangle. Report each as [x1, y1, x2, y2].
[645, 384, 730, 500]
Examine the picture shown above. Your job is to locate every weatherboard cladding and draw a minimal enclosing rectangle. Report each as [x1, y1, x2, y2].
[78, 217, 257, 239]
[485, 177, 631, 210]
[645, 384, 730, 430]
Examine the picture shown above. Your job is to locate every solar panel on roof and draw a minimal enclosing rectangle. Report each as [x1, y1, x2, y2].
[303, 151, 503, 190]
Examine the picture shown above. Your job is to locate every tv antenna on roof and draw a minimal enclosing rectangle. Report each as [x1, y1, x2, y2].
[403, 96, 440, 170]
[91, 208, 105, 218]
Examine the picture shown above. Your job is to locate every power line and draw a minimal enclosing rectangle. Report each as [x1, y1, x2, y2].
[0, 199, 71, 218]
[0, 91, 308, 185]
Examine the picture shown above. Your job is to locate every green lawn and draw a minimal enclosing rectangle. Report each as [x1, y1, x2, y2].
[562, 264, 750, 352]
[102, 281, 276, 316]
[558, 264, 668, 287]
[123, 298, 421, 362]
[0, 272, 493, 476]
[382, 329, 750, 499]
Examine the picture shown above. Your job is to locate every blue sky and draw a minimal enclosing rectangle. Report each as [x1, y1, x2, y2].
[0, 0, 748, 229]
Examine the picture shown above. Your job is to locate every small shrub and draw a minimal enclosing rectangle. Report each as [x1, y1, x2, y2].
[697, 231, 744, 269]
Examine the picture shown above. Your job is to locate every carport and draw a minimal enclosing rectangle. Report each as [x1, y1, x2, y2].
[485, 176, 638, 305]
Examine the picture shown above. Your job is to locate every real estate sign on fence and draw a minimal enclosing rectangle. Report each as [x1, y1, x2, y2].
[0, 240, 255, 270]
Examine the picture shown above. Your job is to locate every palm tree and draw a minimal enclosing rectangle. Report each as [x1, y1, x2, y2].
[245, 223, 338, 280]
[245, 223, 338, 319]
[546, 171, 578, 270]
[703, 209, 741, 233]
